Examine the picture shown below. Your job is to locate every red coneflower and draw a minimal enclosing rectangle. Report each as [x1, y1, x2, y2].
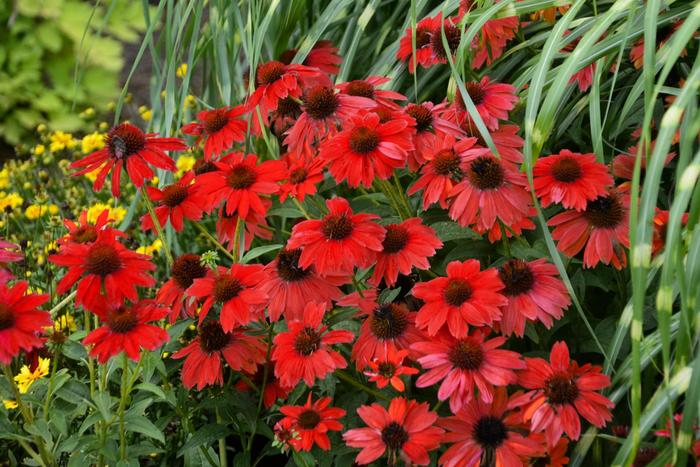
[156, 253, 208, 323]
[140, 172, 205, 232]
[549, 189, 630, 269]
[531, 5, 571, 23]
[260, 248, 345, 322]
[71, 123, 186, 197]
[187, 264, 267, 331]
[515, 341, 614, 446]
[371, 218, 442, 287]
[350, 301, 424, 369]
[534, 150, 613, 211]
[629, 21, 686, 69]
[407, 135, 491, 210]
[343, 397, 444, 465]
[443, 77, 519, 130]
[336, 76, 406, 109]
[284, 86, 375, 157]
[50, 229, 156, 313]
[279, 393, 346, 451]
[412, 329, 524, 413]
[364, 348, 419, 392]
[83, 300, 169, 364]
[438, 388, 541, 467]
[396, 14, 443, 72]
[403, 102, 463, 170]
[181, 105, 249, 160]
[172, 320, 266, 390]
[652, 208, 689, 256]
[58, 209, 112, 246]
[196, 152, 286, 218]
[215, 202, 274, 252]
[497, 258, 571, 337]
[278, 156, 325, 202]
[320, 111, 414, 188]
[612, 141, 676, 181]
[235, 363, 289, 408]
[470, 16, 520, 70]
[0, 281, 50, 364]
[249, 61, 323, 117]
[460, 120, 524, 166]
[530, 436, 570, 467]
[272, 302, 354, 388]
[279, 39, 342, 75]
[472, 209, 537, 244]
[287, 197, 385, 276]
[413, 259, 507, 337]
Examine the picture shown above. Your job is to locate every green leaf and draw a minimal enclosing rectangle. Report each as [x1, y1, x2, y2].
[124, 414, 165, 444]
[177, 424, 233, 457]
[241, 244, 283, 264]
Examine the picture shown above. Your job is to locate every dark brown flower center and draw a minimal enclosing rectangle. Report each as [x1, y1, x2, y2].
[203, 109, 229, 134]
[304, 86, 339, 120]
[84, 243, 122, 276]
[378, 362, 397, 377]
[0, 304, 15, 331]
[171, 254, 207, 289]
[465, 82, 486, 106]
[382, 224, 409, 254]
[294, 326, 322, 356]
[381, 422, 409, 450]
[161, 183, 189, 207]
[297, 409, 322, 429]
[256, 61, 286, 86]
[415, 27, 432, 49]
[278, 48, 297, 65]
[70, 225, 97, 244]
[468, 156, 504, 190]
[275, 248, 311, 282]
[276, 97, 302, 118]
[199, 320, 231, 353]
[212, 275, 243, 303]
[584, 194, 624, 229]
[370, 304, 409, 340]
[498, 259, 534, 296]
[551, 155, 583, 183]
[106, 306, 139, 334]
[460, 120, 487, 146]
[349, 126, 380, 154]
[345, 80, 375, 98]
[448, 339, 484, 370]
[405, 104, 433, 133]
[289, 168, 308, 184]
[433, 149, 463, 178]
[443, 278, 472, 306]
[545, 373, 580, 405]
[227, 164, 257, 189]
[430, 23, 461, 59]
[321, 214, 353, 240]
[107, 123, 146, 159]
[194, 159, 217, 175]
[473, 416, 507, 449]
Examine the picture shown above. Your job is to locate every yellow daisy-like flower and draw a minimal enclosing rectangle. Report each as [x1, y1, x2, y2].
[183, 95, 197, 110]
[14, 357, 50, 394]
[176, 63, 188, 78]
[176, 155, 196, 177]
[3, 400, 18, 410]
[139, 106, 152, 122]
[49, 131, 77, 152]
[136, 239, 163, 256]
[25, 204, 50, 220]
[86, 203, 126, 224]
[81, 132, 105, 155]
[33, 144, 46, 156]
[53, 314, 77, 333]
[0, 168, 9, 190]
[0, 192, 23, 211]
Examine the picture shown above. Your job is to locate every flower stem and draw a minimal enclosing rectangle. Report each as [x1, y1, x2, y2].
[292, 197, 312, 220]
[193, 222, 236, 262]
[141, 186, 173, 267]
[43, 349, 61, 419]
[335, 370, 390, 402]
[246, 322, 274, 453]
[392, 172, 414, 218]
[48, 290, 76, 317]
[118, 353, 129, 461]
[216, 407, 228, 467]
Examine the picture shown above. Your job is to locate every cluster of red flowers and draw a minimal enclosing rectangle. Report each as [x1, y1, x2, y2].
[5, 4, 688, 466]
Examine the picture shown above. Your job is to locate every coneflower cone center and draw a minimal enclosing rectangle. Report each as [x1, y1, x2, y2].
[584, 194, 624, 228]
[378, 362, 397, 377]
[465, 82, 486, 106]
[381, 422, 409, 450]
[345, 80, 375, 98]
[212, 276, 243, 303]
[448, 339, 484, 370]
[382, 224, 409, 253]
[199, 320, 231, 353]
[203, 110, 229, 134]
[85, 243, 122, 277]
[161, 184, 189, 207]
[256, 61, 285, 86]
[321, 214, 353, 240]
[370, 304, 409, 340]
[545, 373, 580, 405]
[304, 86, 339, 120]
[289, 167, 308, 184]
[430, 23, 461, 59]
[275, 248, 311, 282]
[349, 126, 380, 154]
[443, 278, 472, 306]
[171, 254, 206, 289]
[294, 327, 322, 356]
[433, 149, 463, 178]
[108, 124, 146, 159]
[0, 304, 15, 330]
[227, 165, 257, 190]
[107, 306, 139, 334]
[297, 409, 322, 429]
[499, 259, 534, 296]
[474, 416, 507, 448]
[551, 156, 583, 183]
[71, 226, 97, 244]
[468, 156, 504, 190]
[406, 104, 433, 132]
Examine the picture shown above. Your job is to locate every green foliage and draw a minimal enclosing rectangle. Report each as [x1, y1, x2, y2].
[0, 0, 149, 146]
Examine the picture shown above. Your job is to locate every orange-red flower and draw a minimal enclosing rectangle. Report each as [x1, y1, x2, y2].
[140, 172, 205, 232]
[336, 76, 406, 109]
[249, 61, 323, 117]
[403, 101, 463, 170]
[156, 253, 208, 323]
[363, 348, 418, 392]
[0, 281, 50, 364]
[181, 105, 249, 160]
[443, 77, 519, 130]
[272, 302, 354, 388]
[279, 393, 346, 451]
[58, 209, 113, 246]
[278, 156, 325, 202]
[343, 397, 443, 465]
[71, 123, 186, 197]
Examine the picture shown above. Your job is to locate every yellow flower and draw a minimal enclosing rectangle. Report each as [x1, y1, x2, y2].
[49, 131, 77, 152]
[99, 121, 109, 131]
[80, 107, 95, 118]
[36, 123, 47, 133]
[81, 132, 105, 155]
[33, 144, 46, 156]
[176, 63, 188, 78]
[3, 400, 18, 410]
[139, 106, 152, 122]
[136, 239, 162, 256]
[87, 203, 126, 224]
[84, 169, 99, 182]
[0, 192, 24, 212]
[184, 95, 197, 110]
[49, 205, 59, 215]
[176, 155, 196, 177]
[53, 314, 77, 333]
[25, 204, 50, 220]
[0, 168, 9, 190]
[14, 357, 50, 394]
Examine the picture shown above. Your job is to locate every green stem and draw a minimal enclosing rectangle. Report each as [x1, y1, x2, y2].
[193, 222, 236, 262]
[246, 323, 274, 453]
[231, 217, 243, 263]
[392, 173, 413, 218]
[43, 348, 61, 419]
[291, 197, 312, 220]
[141, 185, 173, 267]
[118, 353, 129, 461]
[216, 407, 228, 467]
[335, 370, 390, 402]
[48, 290, 76, 317]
